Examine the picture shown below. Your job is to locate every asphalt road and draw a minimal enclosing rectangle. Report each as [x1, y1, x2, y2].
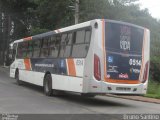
[0, 67, 160, 116]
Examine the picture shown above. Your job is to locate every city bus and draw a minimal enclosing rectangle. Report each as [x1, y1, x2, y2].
[10, 19, 150, 96]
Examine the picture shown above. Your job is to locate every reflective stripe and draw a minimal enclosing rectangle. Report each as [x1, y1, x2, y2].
[24, 37, 32, 41]
[139, 29, 147, 81]
[102, 19, 107, 81]
[24, 59, 32, 71]
[106, 79, 139, 84]
[67, 59, 76, 76]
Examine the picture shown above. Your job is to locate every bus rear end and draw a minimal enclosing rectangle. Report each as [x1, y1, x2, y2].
[92, 20, 150, 95]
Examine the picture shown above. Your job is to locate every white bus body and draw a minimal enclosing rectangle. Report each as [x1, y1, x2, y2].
[10, 19, 150, 95]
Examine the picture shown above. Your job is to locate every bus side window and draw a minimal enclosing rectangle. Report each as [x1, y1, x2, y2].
[67, 33, 73, 45]
[12, 43, 17, 60]
[33, 40, 41, 58]
[85, 30, 91, 43]
[17, 43, 23, 58]
[59, 34, 67, 58]
[40, 38, 49, 58]
[59, 33, 73, 58]
[63, 33, 72, 58]
[75, 30, 85, 44]
[27, 41, 33, 58]
[49, 35, 60, 58]
[21, 42, 28, 58]
[72, 30, 89, 58]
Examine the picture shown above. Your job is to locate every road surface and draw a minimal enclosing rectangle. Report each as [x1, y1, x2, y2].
[0, 67, 160, 115]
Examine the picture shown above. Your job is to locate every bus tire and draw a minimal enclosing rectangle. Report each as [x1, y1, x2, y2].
[44, 74, 53, 96]
[15, 70, 22, 85]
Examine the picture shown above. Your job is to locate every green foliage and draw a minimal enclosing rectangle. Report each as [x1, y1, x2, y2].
[30, 27, 49, 35]
[34, 0, 74, 29]
[150, 54, 160, 83]
[145, 79, 160, 99]
[0, 0, 160, 80]
[150, 61, 160, 82]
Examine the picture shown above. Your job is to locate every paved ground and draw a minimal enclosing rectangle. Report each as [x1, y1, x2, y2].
[0, 67, 160, 116]
[106, 94, 160, 104]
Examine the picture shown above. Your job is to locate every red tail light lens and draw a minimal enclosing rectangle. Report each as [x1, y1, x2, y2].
[142, 61, 149, 83]
[94, 54, 101, 81]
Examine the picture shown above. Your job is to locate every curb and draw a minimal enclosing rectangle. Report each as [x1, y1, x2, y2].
[106, 94, 160, 104]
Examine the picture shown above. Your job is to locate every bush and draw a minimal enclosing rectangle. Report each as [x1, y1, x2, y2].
[145, 79, 160, 99]
[150, 61, 160, 82]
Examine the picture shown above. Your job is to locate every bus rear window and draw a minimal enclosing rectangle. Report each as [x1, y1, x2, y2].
[105, 22, 144, 54]
[105, 22, 145, 80]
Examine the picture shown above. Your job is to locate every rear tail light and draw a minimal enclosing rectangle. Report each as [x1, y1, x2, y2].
[142, 61, 149, 83]
[94, 54, 101, 81]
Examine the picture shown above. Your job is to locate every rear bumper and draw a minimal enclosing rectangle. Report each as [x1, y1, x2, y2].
[101, 82, 148, 95]
[88, 79, 148, 95]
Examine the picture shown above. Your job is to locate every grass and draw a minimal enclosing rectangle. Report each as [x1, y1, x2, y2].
[144, 79, 160, 99]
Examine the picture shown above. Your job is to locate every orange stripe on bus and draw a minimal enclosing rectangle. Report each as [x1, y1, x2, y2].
[106, 79, 140, 84]
[24, 59, 31, 71]
[102, 19, 107, 82]
[67, 59, 76, 76]
[139, 29, 147, 81]
[24, 37, 32, 41]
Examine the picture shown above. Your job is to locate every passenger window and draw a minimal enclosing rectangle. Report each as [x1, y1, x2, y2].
[76, 30, 85, 44]
[67, 33, 73, 45]
[12, 43, 17, 60]
[33, 40, 41, 58]
[33, 40, 40, 49]
[41, 48, 49, 57]
[63, 45, 71, 57]
[71, 29, 91, 58]
[41, 38, 49, 57]
[49, 34, 61, 58]
[49, 46, 59, 58]
[59, 33, 72, 58]
[17, 43, 23, 58]
[61, 34, 67, 45]
[85, 30, 91, 43]
[42, 38, 48, 48]
[21, 42, 28, 50]
[50, 36, 56, 47]
[21, 42, 28, 58]
[27, 41, 33, 58]
[72, 44, 89, 58]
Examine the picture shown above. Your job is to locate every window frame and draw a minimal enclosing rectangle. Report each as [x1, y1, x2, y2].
[16, 26, 92, 59]
[40, 37, 50, 58]
[71, 27, 92, 58]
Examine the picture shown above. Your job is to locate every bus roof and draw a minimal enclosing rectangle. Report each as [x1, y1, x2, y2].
[13, 19, 149, 44]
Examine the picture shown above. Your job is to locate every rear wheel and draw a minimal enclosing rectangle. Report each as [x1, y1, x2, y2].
[44, 74, 53, 96]
[15, 70, 22, 85]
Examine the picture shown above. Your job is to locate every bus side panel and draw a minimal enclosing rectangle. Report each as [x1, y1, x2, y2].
[10, 62, 16, 78]
[82, 20, 102, 93]
[10, 59, 25, 78]
[52, 74, 83, 92]
[19, 70, 44, 86]
[141, 29, 150, 94]
[89, 20, 104, 93]
[51, 58, 84, 93]
[10, 59, 17, 78]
